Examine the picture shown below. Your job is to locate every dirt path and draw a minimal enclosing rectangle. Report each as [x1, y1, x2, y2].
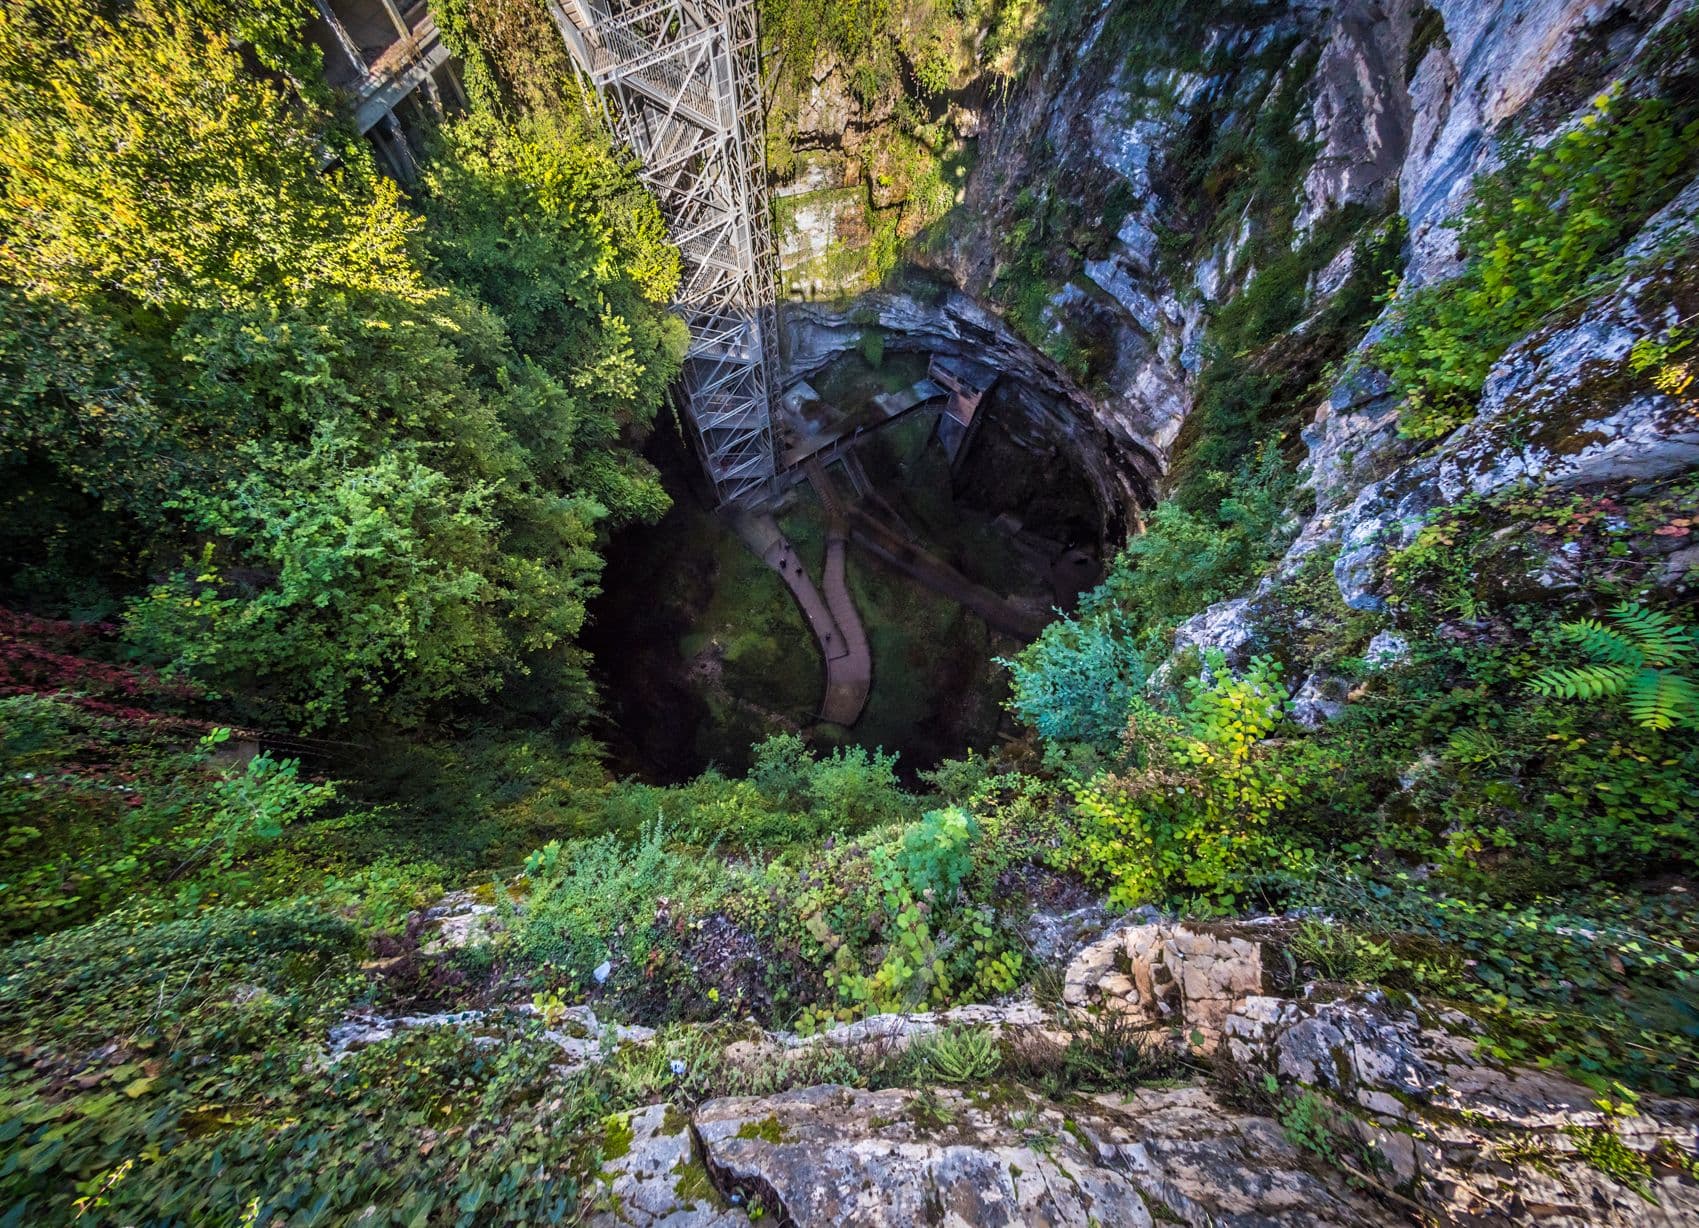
[809, 464, 874, 726]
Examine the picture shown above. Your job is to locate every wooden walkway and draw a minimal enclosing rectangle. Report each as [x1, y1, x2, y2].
[809, 463, 1048, 642]
[730, 509, 871, 727]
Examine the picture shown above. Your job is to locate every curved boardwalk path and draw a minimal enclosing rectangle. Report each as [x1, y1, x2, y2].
[808, 463, 875, 726]
[817, 460, 1048, 642]
[730, 508, 871, 728]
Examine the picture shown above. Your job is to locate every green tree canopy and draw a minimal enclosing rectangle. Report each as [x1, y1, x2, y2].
[0, 0, 682, 730]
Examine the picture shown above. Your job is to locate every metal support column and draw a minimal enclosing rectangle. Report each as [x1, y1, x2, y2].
[549, 0, 779, 507]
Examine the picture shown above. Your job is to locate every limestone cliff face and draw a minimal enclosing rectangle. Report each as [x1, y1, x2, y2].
[776, 0, 1688, 504]
[772, 0, 1695, 688]
[1131, 0, 1698, 682]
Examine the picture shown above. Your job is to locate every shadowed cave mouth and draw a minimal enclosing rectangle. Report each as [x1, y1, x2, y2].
[584, 325, 1118, 785]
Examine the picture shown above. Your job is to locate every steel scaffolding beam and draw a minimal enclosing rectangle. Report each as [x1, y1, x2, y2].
[549, 0, 778, 507]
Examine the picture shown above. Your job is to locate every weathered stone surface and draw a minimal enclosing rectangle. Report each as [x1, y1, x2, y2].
[1436, 266, 1699, 499]
[1064, 922, 1280, 1052]
[781, 1000, 1061, 1054]
[1021, 900, 1123, 965]
[1225, 993, 1699, 1222]
[1296, 243, 1699, 617]
[589, 1104, 743, 1228]
[687, 1082, 1393, 1227]
[1297, 0, 1415, 234]
[1402, 0, 1674, 279]
[1077, 1085, 1394, 1226]
[418, 889, 499, 955]
[695, 1085, 1153, 1227]
[1291, 671, 1351, 727]
[1162, 596, 1260, 673]
[1363, 629, 1411, 669]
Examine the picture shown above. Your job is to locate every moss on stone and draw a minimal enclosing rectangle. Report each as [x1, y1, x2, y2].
[669, 1157, 724, 1207]
[601, 1112, 635, 1163]
[734, 1114, 789, 1144]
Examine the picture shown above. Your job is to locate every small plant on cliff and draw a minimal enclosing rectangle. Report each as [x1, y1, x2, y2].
[1375, 87, 1699, 440]
[1531, 603, 1699, 731]
[917, 1026, 1000, 1084]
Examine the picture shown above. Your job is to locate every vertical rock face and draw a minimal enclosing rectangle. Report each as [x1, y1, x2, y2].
[832, 0, 1688, 545]
[929, 5, 1328, 474]
[1298, 0, 1417, 235]
[924, 0, 1696, 668]
[774, 1, 1690, 559]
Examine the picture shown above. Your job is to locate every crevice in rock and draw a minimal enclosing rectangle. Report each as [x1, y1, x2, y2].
[691, 1119, 799, 1228]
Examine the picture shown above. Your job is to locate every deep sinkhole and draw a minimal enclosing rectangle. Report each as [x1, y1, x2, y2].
[584, 339, 1114, 783]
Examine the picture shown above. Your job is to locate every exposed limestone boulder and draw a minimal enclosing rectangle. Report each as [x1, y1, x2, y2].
[1021, 899, 1123, 965]
[779, 1000, 1063, 1054]
[1363, 629, 1411, 668]
[590, 1103, 742, 1228]
[679, 1083, 1392, 1227]
[1290, 671, 1351, 726]
[418, 889, 499, 955]
[1225, 993, 1699, 1222]
[1063, 922, 1282, 1052]
[1163, 595, 1260, 672]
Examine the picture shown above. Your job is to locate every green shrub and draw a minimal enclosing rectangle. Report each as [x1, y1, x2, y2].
[895, 807, 977, 902]
[1288, 873, 1699, 1093]
[0, 698, 335, 938]
[1289, 918, 1398, 984]
[915, 1026, 999, 1083]
[1531, 602, 1698, 731]
[1074, 655, 1312, 909]
[1001, 609, 1147, 748]
[512, 822, 721, 985]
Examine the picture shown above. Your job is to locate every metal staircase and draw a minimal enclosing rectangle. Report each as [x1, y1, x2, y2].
[549, 0, 779, 506]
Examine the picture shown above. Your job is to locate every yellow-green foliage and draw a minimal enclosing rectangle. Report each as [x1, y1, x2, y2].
[0, 0, 680, 730]
[1075, 656, 1311, 909]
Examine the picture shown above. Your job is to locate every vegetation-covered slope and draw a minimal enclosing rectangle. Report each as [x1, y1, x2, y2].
[2, 0, 1699, 1223]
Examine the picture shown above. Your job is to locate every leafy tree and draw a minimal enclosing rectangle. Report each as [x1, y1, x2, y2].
[0, 0, 681, 730]
[421, 110, 687, 424]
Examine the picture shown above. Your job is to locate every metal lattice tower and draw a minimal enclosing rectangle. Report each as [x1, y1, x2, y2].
[550, 0, 778, 506]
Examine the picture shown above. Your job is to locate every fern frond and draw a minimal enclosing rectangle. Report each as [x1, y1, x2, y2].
[1609, 602, 1698, 668]
[1531, 663, 1637, 700]
[1559, 618, 1642, 666]
[1626, 668, 1699, 731]
[1445, 727, 1506, 764]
